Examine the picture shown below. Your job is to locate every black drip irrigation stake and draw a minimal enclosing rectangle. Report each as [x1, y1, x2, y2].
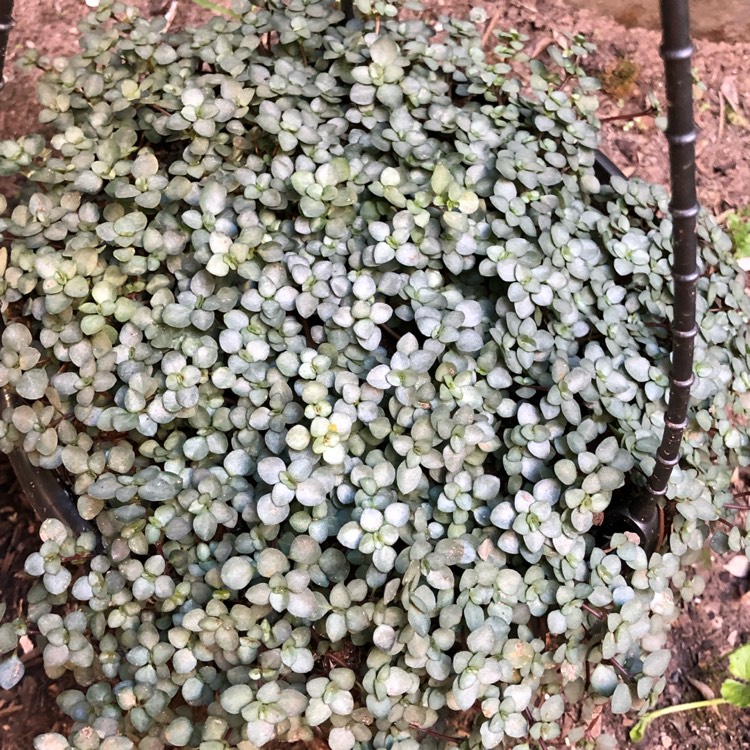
[648, 0, 699, 499]
[597, 0, 698, 556]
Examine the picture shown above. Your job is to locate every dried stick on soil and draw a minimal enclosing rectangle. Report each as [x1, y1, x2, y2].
[600, 106, 657, 123]
[481, 6, 504, 49]
[163, 0, 178, 31]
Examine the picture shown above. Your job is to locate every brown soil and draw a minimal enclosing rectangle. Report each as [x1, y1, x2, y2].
[2, 0, 750, 748]
[565, 0, 750, 45]
[449, 0, 750, 219]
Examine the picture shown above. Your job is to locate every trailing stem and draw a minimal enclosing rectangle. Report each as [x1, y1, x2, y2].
[630, 698, 728, 742]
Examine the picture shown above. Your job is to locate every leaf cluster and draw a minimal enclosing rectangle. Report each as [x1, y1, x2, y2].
[0, 1, 749, 749]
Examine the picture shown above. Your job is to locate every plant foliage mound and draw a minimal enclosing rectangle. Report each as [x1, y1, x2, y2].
[1, 1, 750, 748]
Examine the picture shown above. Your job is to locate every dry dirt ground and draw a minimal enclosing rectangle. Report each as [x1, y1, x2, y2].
[2, 0, 750, 748]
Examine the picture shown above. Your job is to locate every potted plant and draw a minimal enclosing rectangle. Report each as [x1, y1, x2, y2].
[0, 1, 749, 748]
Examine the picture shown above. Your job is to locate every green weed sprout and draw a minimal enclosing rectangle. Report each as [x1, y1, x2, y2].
[727, 208, 750, 265]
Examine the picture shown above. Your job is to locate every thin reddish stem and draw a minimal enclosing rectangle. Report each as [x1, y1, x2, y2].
[609, 657, 633, 682]
[582, 602, 605, 621]
[600, 106, 657, 123]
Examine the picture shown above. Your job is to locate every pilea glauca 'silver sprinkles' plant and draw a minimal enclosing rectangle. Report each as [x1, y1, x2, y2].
[0, 1, 749, 748]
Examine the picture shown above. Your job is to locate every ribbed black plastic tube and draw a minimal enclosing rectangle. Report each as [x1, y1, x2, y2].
[647, 0, 699, 502]
[0, 0, 13, 94]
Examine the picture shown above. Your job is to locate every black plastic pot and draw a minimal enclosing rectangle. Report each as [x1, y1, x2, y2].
[595, 486, 661, 555]
[0, 151, 641, 543]
[0, 152, 665, 553]
[0, 2, 697, 560]
[593, 150, 625, 184]
[0, 386, 92, 536]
